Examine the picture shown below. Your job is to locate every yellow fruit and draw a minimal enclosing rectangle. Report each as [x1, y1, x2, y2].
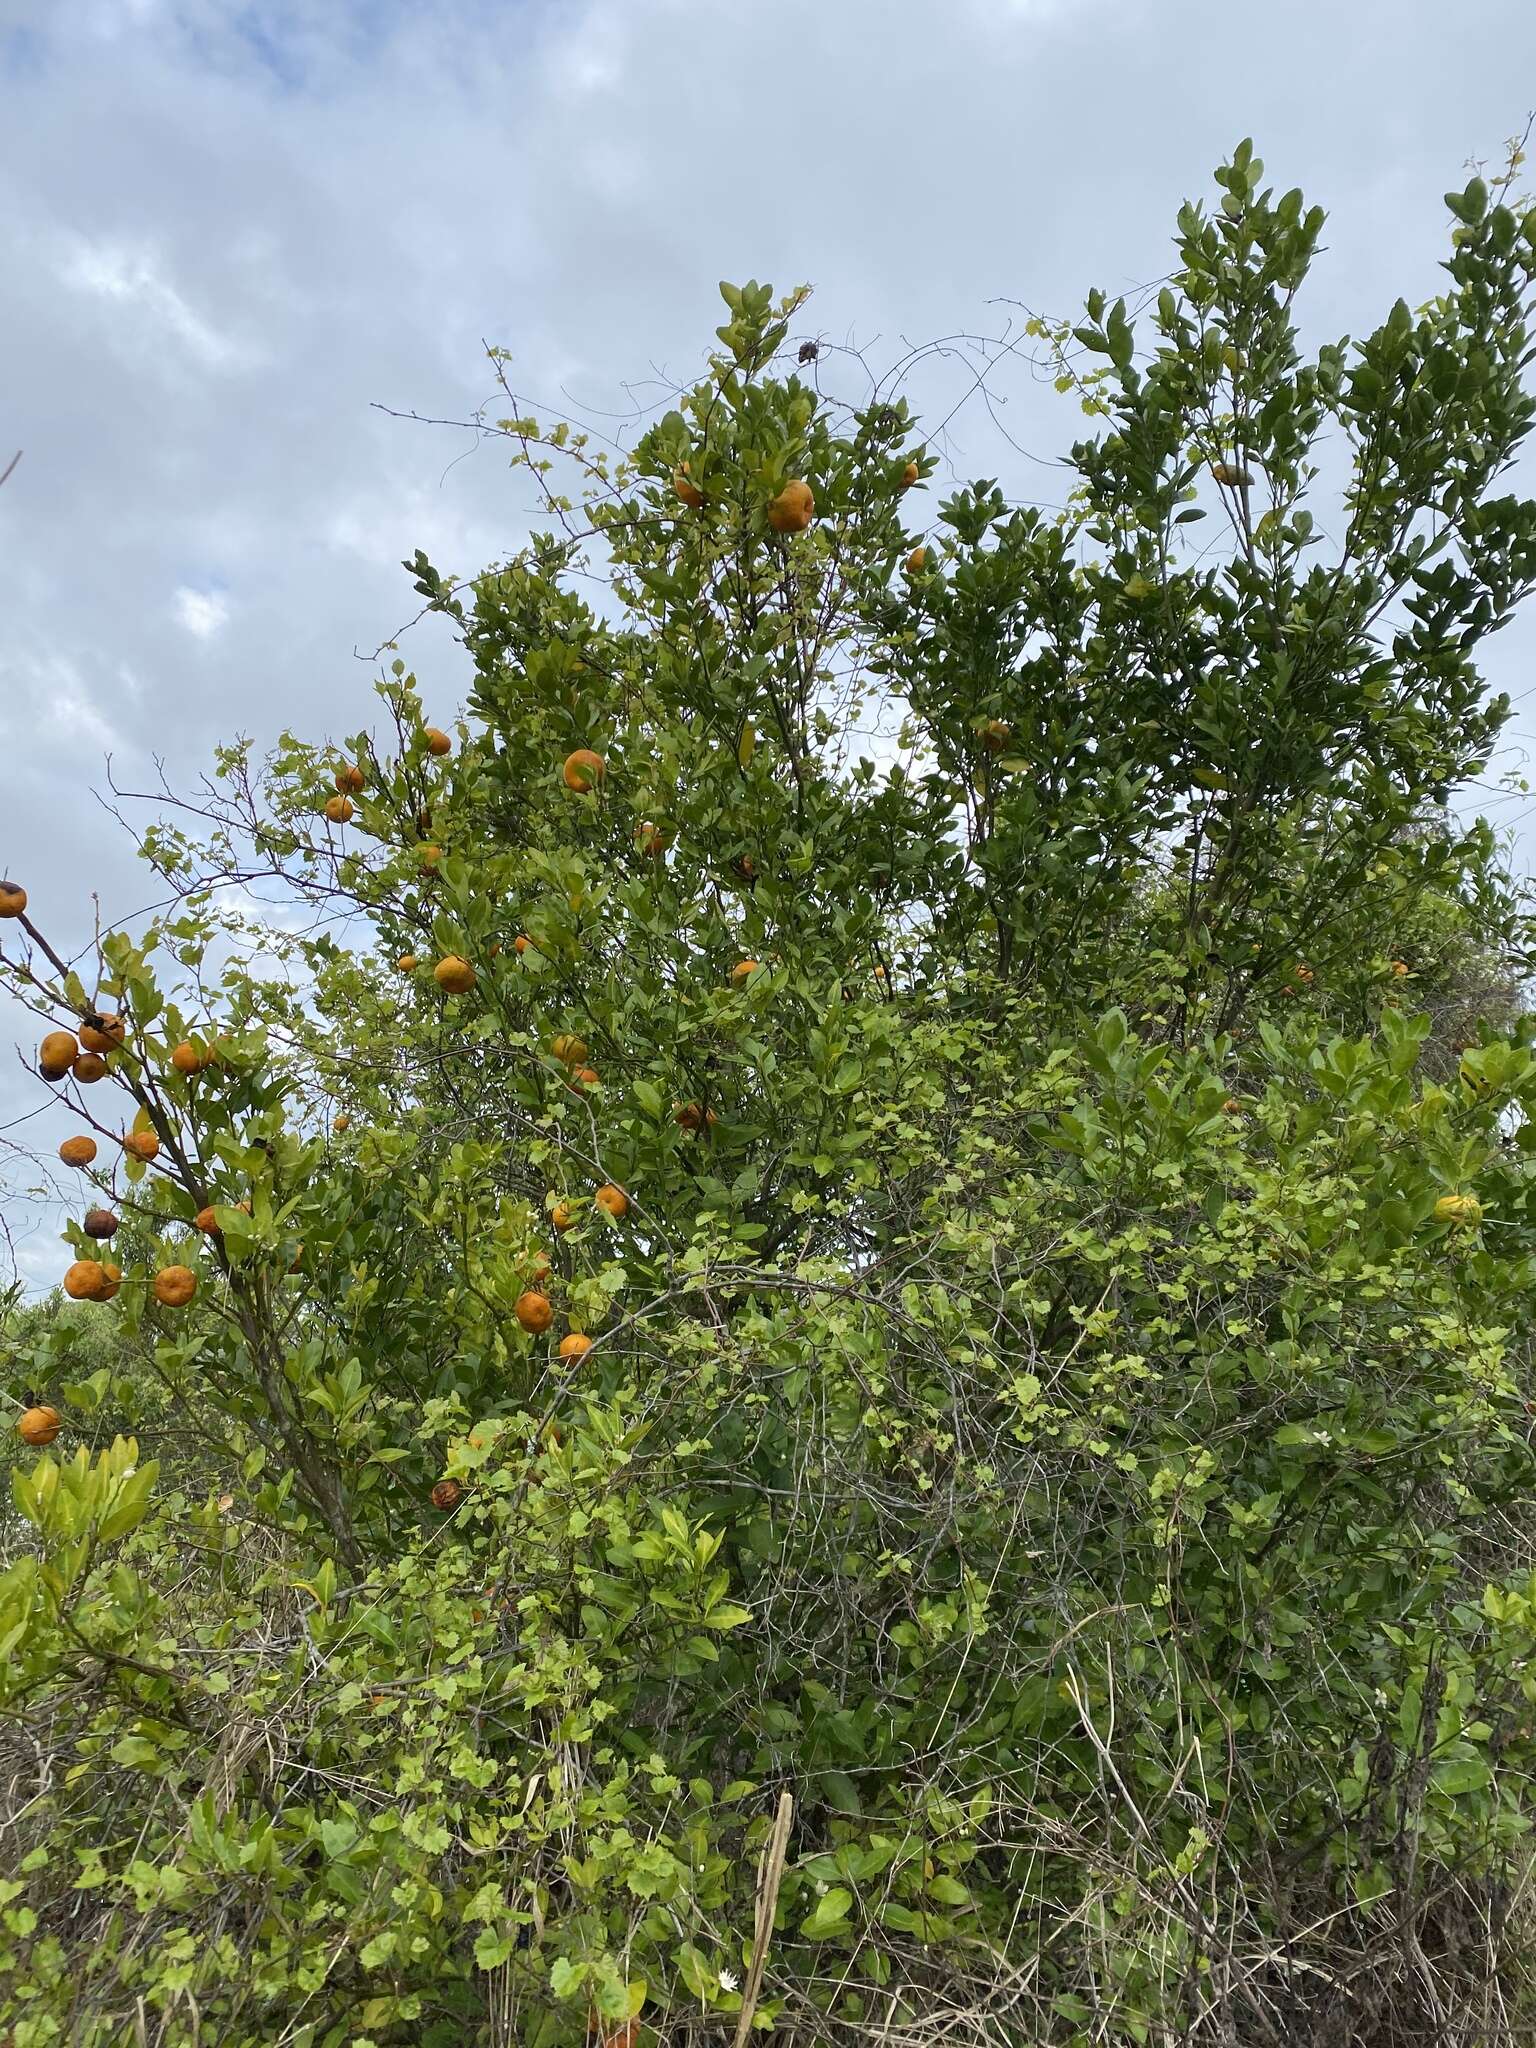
[981, 719, 1011, 752]
[63, 1259, 109, 1301]
[766, 479, 815, 534]
[419, 846, 442, 872]
[79, 1014, 126, 1054]
[0, 881, 27, 917]
[424, 727, 452, 756]
[434, 956, 476, 995]
[1390, 960, 1409, 977]
[324, 794, 354, 825]
[397, 953, 418, 972]
[72, 1053, 108, 1083]
[170, 1041, 211, 1075]
[1210, 460, 1255, 487]
[333, 1114, 351, 1133]
[551, 1200, 576, 1233]
[515, 1290, 554, 1334]
[673, 465, 705, 509]
[334, 762, 365, 794]
[900, 460, 919, 489]
[122, 1131, 159, 1163]
[59, 1135, 97, 1168]
[1434, 1193, 1483, 1228]
[730, 959, 759, 987]
[635, 821, 665, 857]
[40, 1029, 79, 1079]
[558, 1332, 592, 1361]
[153, 1265, 197, 1308]
[17, 1404, 61, 1446]
[563, 748, 606, 792]
[594, 1183, 629, 1221]
[550, 1035, 589, 1067]
[905, 545, 928, 576]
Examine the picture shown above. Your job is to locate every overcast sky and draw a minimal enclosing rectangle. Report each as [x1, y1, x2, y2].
[3, 0, 1536, 1288]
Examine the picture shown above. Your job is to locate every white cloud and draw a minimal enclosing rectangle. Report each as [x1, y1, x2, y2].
[58, 234, 254, 371]
[173, 587, 230, 639]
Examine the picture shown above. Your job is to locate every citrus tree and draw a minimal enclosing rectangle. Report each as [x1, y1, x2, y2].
[7, 146, 1536, 2047]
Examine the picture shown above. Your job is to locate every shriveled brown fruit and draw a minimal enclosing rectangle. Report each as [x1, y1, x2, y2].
[0, 881, 26, 917]
[153, 1265, 197, 1308]
[431, 1478, 462, 1511]
[18, 1404, 62, 1446]
[83, 1208, 119, 1240]
[766, 479, 815, 533]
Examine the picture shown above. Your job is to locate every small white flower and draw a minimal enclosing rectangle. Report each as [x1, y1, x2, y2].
[719, 1968, 739, 1993]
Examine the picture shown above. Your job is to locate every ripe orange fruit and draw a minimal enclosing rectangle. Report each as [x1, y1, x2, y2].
[397, 953, 418, 972]
[551, 1035, 589, 1067]
[83, 1208, 118, 1240]
[635, 821, 665, 857]
[1390, 960, 1409, 977]
[431, 1478, 462, 1511]
[17, 1404, 61, 1446]
[569, 1066, 600, 1090]
[594, 1183, 629, 1221]
[730, 959, 759, 987]
[153, 1266, 197, 1308]
[40, 1029, 79, 1079]
[424, 727, 452, 756]
[982, 719, 1011, 752]
[514, 935, 532, 955]
[0, 881, 27, 918]
[80, 1014, 127, 1054]
[551, 1200, 576, 1233]
[170, 1041, 211, 1075]
[334, 762, 366, 794]
[419, 845, 442, 871]
[673, 465, 705, 509]
[674, 1101, 718, 1131]
[558, 1332, 592, 1361]
[515, 1290, 554, 1333]
[122, 1131, 159, 1163]
[324, 794, 354, 825]
[767, 479, 815, 534]
[434, 956, 476, 994]
[905, 545, 928, 576]
[64, 1259, 109, 1301]
[333, 1114, 351, 1133]
[525, 1251, 552, 1285]
[563, 748, 606, 792]
[1222, 1098, 1243, 1115]
[59, 1136, 97, 1168]
[194, 1206, 221, 1235]
[900, 460, 920, 489]
[98, 1262, 122, 1301]
[72, 1053, 108, 1083]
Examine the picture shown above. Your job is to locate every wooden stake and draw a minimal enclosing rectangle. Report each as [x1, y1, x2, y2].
[733, 1790, 795, 2048]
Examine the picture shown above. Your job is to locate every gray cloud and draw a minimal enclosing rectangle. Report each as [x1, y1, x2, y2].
[3, 0, 1535, 1285]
